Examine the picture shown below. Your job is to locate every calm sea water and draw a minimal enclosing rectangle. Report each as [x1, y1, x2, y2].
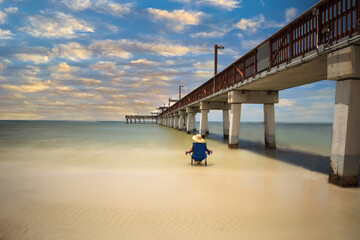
[0, 120, 332, 156]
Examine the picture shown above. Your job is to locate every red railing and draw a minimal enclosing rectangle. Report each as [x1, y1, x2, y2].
[161, 0, 359, 116]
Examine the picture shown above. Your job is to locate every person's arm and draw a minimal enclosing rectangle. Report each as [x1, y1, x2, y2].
[206, 146, 213, 155]
[185, 145, 193, 155]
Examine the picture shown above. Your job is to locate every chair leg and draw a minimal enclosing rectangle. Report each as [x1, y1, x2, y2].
[205, 158, 207, 166]
[191, 158, 193, 166]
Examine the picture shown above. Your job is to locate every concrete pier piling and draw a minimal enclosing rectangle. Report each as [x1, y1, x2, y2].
[228, 104, 241, 148]
[199, 109, 208, 138]
[192, 113, 196, 132]
[178, 110, 185, 131]
[264, 103, 276, 148]
[223, 110, 229, 139]
[328, 46, 360, 187]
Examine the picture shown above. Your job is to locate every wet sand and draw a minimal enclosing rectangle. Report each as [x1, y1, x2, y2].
[1, 141, 360, 240]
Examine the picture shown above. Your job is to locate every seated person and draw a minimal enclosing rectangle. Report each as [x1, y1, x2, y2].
[185, 134, 213, 161]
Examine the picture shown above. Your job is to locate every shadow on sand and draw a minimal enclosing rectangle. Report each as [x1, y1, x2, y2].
[206, 132, 331, 175]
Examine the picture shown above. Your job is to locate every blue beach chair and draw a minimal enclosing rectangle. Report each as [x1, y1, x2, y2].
[188, 142, 210, 166]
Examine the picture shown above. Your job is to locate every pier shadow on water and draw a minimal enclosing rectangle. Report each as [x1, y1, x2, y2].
[207, 132, 331, 175]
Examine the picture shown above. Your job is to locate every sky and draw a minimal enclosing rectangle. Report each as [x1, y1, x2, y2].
[0, 0, 336, 122]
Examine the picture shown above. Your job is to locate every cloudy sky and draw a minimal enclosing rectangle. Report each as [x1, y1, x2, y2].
[0, 0, 335, 122]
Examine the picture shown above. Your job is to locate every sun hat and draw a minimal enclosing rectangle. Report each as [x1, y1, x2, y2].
[192, 134, 205, 143]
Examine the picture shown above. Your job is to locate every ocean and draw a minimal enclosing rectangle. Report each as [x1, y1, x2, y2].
[0, 120, 359, 240]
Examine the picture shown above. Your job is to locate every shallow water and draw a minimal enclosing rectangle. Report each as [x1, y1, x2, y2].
[0, 121, 359, 240]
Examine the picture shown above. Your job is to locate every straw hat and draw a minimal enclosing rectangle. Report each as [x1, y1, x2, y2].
[192, 134, 205, 143]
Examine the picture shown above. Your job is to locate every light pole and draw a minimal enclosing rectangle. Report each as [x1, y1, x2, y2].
[179, 85, 184, 100]
[214, 44, 224, 75]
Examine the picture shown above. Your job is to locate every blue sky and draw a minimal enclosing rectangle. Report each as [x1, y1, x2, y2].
[0, 0, 335, 122]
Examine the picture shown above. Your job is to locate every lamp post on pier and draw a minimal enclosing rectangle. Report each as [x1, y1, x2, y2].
[214, 44, 224, 75]
[179, 85, 184, 100]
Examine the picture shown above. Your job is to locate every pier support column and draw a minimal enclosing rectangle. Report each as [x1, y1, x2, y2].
[264, 103, 276, 148]
[186, 113, 192, 134]
[192, 113, 196, 132]
[328, 45, 360, 187]
[228, 104, 241, 148]
[223, 110, 229, 139]
[199, 110, 208, 138]
[174, 115, 178, 129]
[178, 110, 185, 131]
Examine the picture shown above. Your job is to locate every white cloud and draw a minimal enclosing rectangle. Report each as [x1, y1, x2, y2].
[0, 28, 14, 39]
[15, 53, 51, 64]
[278, 98, 295, 107]
[60, 0, 91, 11]
[241, 39, 262, 49]
[195, 70, 212, 78]
[90, 40, 132, 59]
[52, 42, 92, 61]
[90, 61, 116, 72]
[0, 7, 18, 24]
[50, 62, 78, 74]
[0, 63, 4, 71]
[196, 0, 241, 11]
[78, 78, 102, 85]
[130, 58, 157, 65]
[285, 7, 298, 22]
[4, 7, 18, 14]
[260, 0, 265, 6]
[148, 8, 204, 32]
[49, 62, 78, 80]
[1, 80, 52, 92]
[92, 0, 132, 17]
[190, 30, 226, 38]
[20, 12, 94, 39]
[0, 10, 6, 24]
[234, 14, 265, 33]
[61, 0, 132, 17]
[193, 61, 213, 70]
[90, 39, 208, 57]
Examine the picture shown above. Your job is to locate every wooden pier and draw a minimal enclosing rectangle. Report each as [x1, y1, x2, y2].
[125, 115, 157, 124]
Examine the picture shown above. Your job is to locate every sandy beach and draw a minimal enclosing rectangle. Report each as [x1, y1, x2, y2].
[0, 122, 359, 239]
[1, 146, 359, 239]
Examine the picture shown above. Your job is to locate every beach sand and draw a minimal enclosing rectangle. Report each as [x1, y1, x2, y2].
[1, 141, 360, 240]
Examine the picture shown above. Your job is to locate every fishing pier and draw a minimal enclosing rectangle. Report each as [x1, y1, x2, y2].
[125, 115, 157, 124]
[134, 0, 360, 187]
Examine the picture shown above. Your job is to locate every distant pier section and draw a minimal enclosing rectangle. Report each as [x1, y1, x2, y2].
[125, 115, 157, 124]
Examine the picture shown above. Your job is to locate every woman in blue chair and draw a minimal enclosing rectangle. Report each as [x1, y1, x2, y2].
[185, 134, 213, 166]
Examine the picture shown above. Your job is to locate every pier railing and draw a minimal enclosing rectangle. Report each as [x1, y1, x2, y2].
[161, 0, 359, 116]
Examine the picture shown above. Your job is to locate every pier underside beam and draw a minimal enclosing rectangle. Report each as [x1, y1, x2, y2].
[328, 46, 360, 187]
